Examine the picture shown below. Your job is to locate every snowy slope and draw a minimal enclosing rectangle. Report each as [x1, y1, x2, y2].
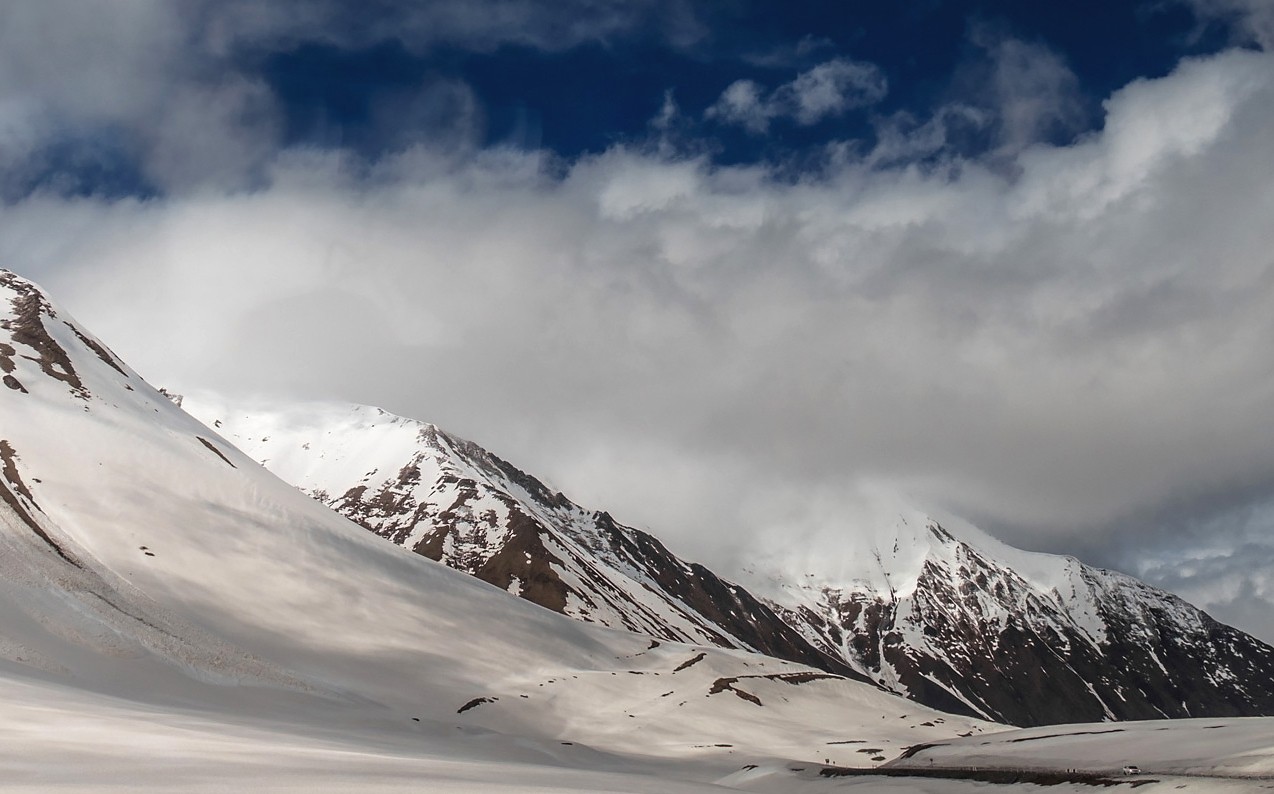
[0, 270, 991, 789]
[181, 394, 857, 678]
[183, 393, 1274, 727]
[0, 677, 1256, 794]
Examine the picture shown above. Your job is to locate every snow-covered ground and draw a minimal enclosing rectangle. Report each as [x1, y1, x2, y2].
[2, 672, 1266, 792]
[892, 716, 1274, 779]
[0, 672, 732, 794]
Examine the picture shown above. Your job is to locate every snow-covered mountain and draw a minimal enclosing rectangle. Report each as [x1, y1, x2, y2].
[746, 508, 1274, 726]
[0, 269, 991, 790]
[184, 394, 1274, 728]
[180, 395, 861, 681]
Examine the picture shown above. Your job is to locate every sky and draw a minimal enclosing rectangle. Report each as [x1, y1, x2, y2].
[2, 0, 1274, 641]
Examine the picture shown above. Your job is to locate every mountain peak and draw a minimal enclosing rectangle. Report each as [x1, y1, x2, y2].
[1, 270, 137, 404]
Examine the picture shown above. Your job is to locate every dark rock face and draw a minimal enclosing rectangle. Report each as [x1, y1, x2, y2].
[322, 433, 864, 681]
[0, 438, 80, 566]
[0, 271, 89, 400]
[769, 526, 1274, 726]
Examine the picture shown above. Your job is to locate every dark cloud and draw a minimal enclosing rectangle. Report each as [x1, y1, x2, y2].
[1108, 493, 1274, 643]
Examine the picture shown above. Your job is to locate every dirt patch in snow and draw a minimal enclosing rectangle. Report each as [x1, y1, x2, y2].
[821, 765, 1155, 787]
[762, 671, 841, 686]
[674, 652, 707, 672]
[708, 677, 764, 706]
[457, 697, 498, 714]
[1003, 728, 1124, 744]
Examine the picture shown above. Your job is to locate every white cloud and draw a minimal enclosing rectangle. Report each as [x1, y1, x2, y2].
[707, 57, 887, 133]
[3, 5, 1274, 642]
[8, 49, 1271, 554]
[708, 80, 768, 133]
[784, 59, 889, 124]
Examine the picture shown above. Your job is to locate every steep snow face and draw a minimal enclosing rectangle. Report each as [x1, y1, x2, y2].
[742, 502, 1274, 726]
[185, 387, 1274, 728]
[0, 270, 989, 781]
[182, 393, 857, 679]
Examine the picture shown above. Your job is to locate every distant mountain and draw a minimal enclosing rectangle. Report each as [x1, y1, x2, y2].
[744, 509, 1274, 726]
[185, 394, 1274, 727]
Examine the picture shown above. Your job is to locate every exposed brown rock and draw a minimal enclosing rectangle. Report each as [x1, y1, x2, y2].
[0, 439, 79, 566]
[674, 652, 707, 672]
[456, 696, 497, 714]
[195, 437, 236, 468]
[0, 341, 14, 373]
[66, 322, 127, 377]
[0, 273, 88, 400]
[471, 509, 571, 614]
[707, 676, 763, 706]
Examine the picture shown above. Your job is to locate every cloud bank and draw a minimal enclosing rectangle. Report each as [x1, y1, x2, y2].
[4, 4, 1274, 641]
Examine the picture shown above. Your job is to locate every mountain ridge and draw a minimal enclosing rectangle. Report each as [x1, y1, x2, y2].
[183, 391, 1274, 727]
[180, 395, 864, 682]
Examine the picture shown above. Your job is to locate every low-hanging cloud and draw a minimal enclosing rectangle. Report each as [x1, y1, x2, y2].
[4, 6, 1274, 641]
